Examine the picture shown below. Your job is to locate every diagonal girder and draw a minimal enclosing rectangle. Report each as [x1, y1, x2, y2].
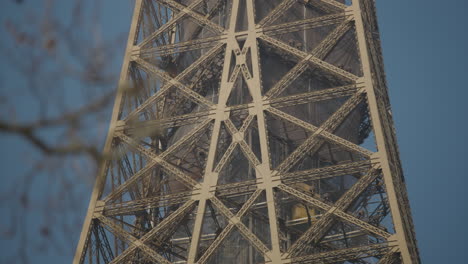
[263, 13, 348, 36]
[264, 56, 311, 99]
[278, 182, 391, 243]
[155, 0, 225, 33]
[75, 0, 420, 263]
[239, 114, 255, 133]
[139, 35, 223, 57]
[224, 118, 261, 166]
[102, 191, 193, 216]
[104, 119, 211, 202]
[98, 215, 172, 264]
[286, 167, 383, 256]
[134, 57, 215, 107]
[264, 19, 355, 99]
[289, 243, 391, 263]
[274, 92, 365, 174]
[124, 111, 213, 133]
[103, 199, 197, 264]
[90, 220, 115, 263]
[213, 140, 238, 173]
[258, 0, 297, 27]
[126, 42, 224, 121]
[312, 18, 354, 58]
[223, 85, 359, 112]
[209, 195, 273, 259]
[266, 106, 373, 158]
[268, 84, 358, 108]
[139, 0, 207, 47]
[117, 132, 201, 189]
[279, 160, 372, 185]
[197, 189, 263, 264]
[259, 34, 358, 82]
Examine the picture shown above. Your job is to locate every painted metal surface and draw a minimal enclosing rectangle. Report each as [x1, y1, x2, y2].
[74, 1, 419, 263]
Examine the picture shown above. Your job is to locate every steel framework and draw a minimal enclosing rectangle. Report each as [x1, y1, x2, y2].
[74, 0, 420, 263]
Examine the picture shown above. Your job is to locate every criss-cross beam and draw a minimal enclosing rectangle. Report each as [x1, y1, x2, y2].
[104, 119, 211, 203]
[155, 0, 225, 33]
[101, 191, 193, 216]
[273, 91, 366, 174]
[213, 84, 360, 113]
[139, 0, 218, 48]
[285, 167, 386, 257]
[264, 18, 355, 99]
[259, 34, 358, 84]
[76, 0, 420, 263]
[98, 215, 172, 264]
[196, 189, 264, 263]
[99, 199, 197, 264]
[257, 0, 298, 27]
[263, 13, 349, 36]
[288, 243, 391, 264]
[209, 195, 274, 260]
[312, 18, 354, 57]
[125, 42, 225, 121]
[213, 139, 238, 173]
[134, 57, 215, 108]
[123, 111, 214, 134]
[279, 182, 390, 238]
[266, 106, 372, 159]
[185, 7, 247, 260]
[278, 160, 372, 184]
[268, 84, 359, 108]
[215, 179, 258, 197]
[224, 118, 261, 166]
[117, 132, 202, 189]
[138, 36, 223, 57]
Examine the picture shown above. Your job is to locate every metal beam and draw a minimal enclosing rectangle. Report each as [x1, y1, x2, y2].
[266, 106, 373, 158]
[104, 119, 210, 202]
[258, 0, 297, 26]
[104, 199, 197, 264]
[98, 215, 172, 264]
[286, 168, 385, 256]
[197, 189, 264, 263]
[209, 195, 273, 259]
[289, 243, 391, 263]
[278, 183, 391, 240]
[126, 43, 224, 121]
[279, 160, 372, 184]
[274, 92, 364, 173]
[263, 13, 348, 36]
[139, 36, 223, 57]
[155, 0, 225, 33]
[76, 1, 420, 263]
[259, 34, 358, 82]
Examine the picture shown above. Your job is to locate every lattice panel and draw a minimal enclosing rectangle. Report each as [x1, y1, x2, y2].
[74, 1, 420, 263]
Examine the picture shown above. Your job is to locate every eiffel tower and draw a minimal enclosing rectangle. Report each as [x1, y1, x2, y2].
[74, 0, 420, 263]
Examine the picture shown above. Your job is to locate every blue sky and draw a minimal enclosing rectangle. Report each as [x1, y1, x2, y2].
[1, 0, 468, 263]
[377, 1, 468, 262]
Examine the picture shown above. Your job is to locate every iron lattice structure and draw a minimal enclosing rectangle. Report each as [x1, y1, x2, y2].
[74, 0, 420, 263]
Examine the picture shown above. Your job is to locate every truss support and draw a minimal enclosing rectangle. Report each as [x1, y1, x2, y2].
[75, 1, 420, 263]
[352, 0, 420, 263]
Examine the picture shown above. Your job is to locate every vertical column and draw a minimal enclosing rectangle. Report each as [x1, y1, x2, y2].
[186, 1, 239, 262]
[244, 0, 283, 262]
[351, 1, 418, 263]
